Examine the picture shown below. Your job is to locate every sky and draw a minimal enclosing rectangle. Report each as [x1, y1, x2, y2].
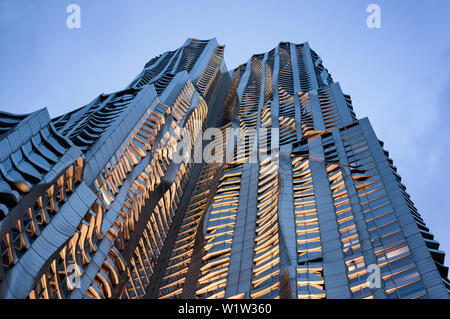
[1, 0, 449, 268]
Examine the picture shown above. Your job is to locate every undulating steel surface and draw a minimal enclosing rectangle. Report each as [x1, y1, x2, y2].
[0, 38, 448, 299]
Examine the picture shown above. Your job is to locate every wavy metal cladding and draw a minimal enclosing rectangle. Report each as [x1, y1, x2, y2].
[0, 38, 228, 299]
[0, 38, 448, 299]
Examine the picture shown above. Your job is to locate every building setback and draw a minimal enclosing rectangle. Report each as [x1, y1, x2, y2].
[0, 38, 448, 299]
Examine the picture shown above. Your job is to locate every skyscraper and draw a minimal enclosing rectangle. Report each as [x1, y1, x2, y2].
[0, 38, 448, 299]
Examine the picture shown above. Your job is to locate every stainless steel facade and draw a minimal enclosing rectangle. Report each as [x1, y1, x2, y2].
[0, 38, 448, 299]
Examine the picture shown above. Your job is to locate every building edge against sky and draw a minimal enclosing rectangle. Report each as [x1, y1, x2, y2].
[0, 38, 448, 299]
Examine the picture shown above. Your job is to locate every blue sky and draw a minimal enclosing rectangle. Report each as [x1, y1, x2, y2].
[1, 0, 450, 266]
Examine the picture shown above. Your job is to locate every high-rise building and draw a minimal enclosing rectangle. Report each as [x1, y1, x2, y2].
[0, 38, 448, 299]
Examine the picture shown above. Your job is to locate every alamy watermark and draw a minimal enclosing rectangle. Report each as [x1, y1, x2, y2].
[367, 264, 381, 289]
[67, 263, 82, 289]
[66, 4, 81, 29]
[366, 4, 381, 29]
[170, 123, 280, 166]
